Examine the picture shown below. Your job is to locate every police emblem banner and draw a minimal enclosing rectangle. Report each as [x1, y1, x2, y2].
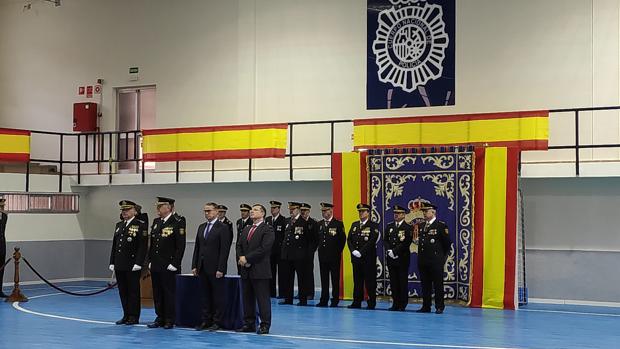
[367, 149, 473, 303]
[367, 0, 456, 109]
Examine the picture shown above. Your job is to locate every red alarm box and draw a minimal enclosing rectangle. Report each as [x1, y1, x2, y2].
[73, 102, 98, 132]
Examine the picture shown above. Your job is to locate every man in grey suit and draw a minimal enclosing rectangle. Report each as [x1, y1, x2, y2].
[236, 203, 274, 335]
[192, 202, 232, 331]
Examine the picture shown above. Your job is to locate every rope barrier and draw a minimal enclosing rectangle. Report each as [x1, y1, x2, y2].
[21, 257, 117, 297]
[0, 258, 11, 273]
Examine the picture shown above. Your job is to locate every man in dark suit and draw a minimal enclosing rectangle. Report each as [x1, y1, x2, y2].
[217, 204, 234, 241]
[236, 204, 252, 239]
[414, 201, 451, 314]
[109, 200, 148, 325]
[147, 197, 186, 329]
[347, 203, 380, 310]
[135, 204, 149, 228]
[384, 204, 413, 311]
[192, 202, 232, 331]
[316, 202, 346, 308]
[0, 197, 8, 298]
[236, 204, 274, 335]
[279, 202, 314, 306]
[300, 203, 318, 300]
[265, 200, 286, 298]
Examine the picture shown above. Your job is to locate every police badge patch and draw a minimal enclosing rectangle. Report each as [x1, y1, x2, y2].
[367, 0, 455, 109]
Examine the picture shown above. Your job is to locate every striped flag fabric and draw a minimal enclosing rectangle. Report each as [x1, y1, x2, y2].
[331, 151, 367, 300]
[142, 124, 288, 162]
[470, 147, 519, 309]
[0, 128, 30, 162]
[353, 111, 549, 151]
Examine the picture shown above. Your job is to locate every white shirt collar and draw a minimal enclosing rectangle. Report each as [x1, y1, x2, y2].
[125, 216, 135, 226]
[163, 212, 173, 223]
[360, 219, 368, 226]
[293, 214, 300, 221]
[252, 220, 264, 227]
[208, 218, 219, 225]
[272, 214, 280, 221]
[427, 217, 436, 225]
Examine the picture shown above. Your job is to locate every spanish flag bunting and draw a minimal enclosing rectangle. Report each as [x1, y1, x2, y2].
[142, 124, 288, 161]
[0, 128, 31, 162]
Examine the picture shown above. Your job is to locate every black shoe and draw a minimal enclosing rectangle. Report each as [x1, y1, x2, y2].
[388, 306, 398, 311]
[435, 308, 444, 314]
[195, 322, 212, 331]
[236, 325, 256, 333]
[115, 318, 127, 325]
[416, 308, 431, 313]
[279, 300, 293, 305]
[398, 307, 407, 312]
[163, 322, 174, 329]
[315, 302, 328, 307]
[366, 304, 376, 310]
[0, 292, 8, 298]
[257, 325, 269, 335]
[125, 318, 139, 325]
[329, 302, 339, 308]
[296, 301, 307, 306]
[147, 321, 162, 328]
[207, 324, 221, 331]
[347, 303, 361, 309]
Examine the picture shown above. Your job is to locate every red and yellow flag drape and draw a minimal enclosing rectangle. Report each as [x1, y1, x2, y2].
[0, 128, 31, 162]
[353, 111, 548, 151]
[331, 152, 367, 300]
[142, 124, 288, 161]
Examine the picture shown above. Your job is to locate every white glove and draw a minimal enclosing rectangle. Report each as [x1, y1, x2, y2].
[148, 263, 151, 269]
[167, 264, 178, 272]
[109, 264, 115, 271]
[352, 250, 362, 258]
[132, 264, 142, 272]
[387, 250, 395, 259]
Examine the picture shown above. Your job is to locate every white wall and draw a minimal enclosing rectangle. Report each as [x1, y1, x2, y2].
[1, 0, 620, 167]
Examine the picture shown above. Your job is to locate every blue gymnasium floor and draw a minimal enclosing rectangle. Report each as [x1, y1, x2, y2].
[1, 281, 619, 349]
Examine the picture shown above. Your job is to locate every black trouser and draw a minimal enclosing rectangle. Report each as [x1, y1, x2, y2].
[151, 270, 178, 324]
[388, 261, 409, 309]
[270, 253, 281, 297]
[418, 259, 445, 310]
[116, 269, 141, 320]
[0, 239, 6, 293]
[304, 254, 315, 298]
[242, 278, 271, 329]
[280, 259, 309, 302]
[199, 270, 225, 325]
[352, 258, 376, 307]
[319, 257, 341, 303]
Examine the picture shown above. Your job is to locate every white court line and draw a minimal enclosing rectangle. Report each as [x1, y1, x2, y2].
[10, 290, 530, 349]
[520, 309, 620, 318]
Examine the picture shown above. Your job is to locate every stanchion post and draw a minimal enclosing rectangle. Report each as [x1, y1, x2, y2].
[6, 247, 28, 303]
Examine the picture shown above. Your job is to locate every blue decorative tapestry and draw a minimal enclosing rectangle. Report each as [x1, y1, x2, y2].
[367, 149, 473, 303]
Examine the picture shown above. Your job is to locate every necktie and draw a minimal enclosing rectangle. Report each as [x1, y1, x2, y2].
[203, 222, 212, 239]
[247, 224, 257, 241]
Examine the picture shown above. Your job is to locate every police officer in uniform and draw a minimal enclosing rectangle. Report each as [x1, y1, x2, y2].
[300, 203, 318, 300]
[109, 200, 148, 325]
[217, 204, 234, 241]
[316, 202, 345, 307]
[384, 204, 413, 311]
[265, 200, 286, 298]
[347, 203, 380, 309]
[236, 204, 252, 240]
[279, 202, 314, 306]
[414, 201, 451, 314]
[0, 197, 8, 298]
[147, 197, 186, 329]
[135, 204, 149, 228]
